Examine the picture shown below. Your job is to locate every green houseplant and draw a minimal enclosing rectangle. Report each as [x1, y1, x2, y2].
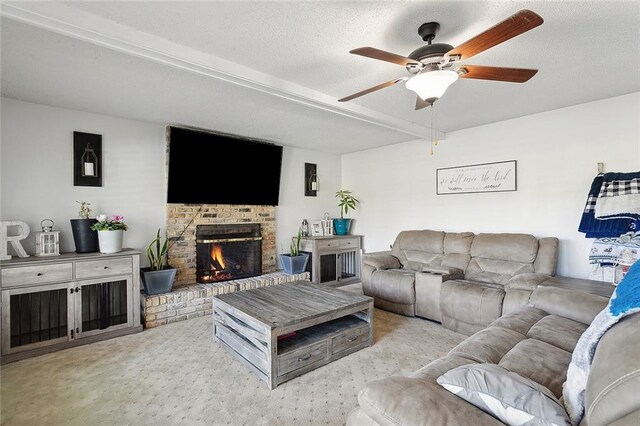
[279, 228, 309, 275]
[140, 229, 176, 295]
[333, 190, 359, 235]
[70, 201, 99, 253]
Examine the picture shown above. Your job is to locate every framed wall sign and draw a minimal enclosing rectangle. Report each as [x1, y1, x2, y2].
[436, 160, 517, 195]
[74, 131, 102, 187]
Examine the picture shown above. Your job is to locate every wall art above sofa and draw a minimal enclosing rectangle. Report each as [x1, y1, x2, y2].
[436, 160, 517, 195]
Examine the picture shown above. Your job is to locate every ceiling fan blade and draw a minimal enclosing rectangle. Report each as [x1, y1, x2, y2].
[447, 9, 543, 61]
[338, 78, 405, 102]
[459, 65, 538, 82]
[350, 47, 421, 67]
[415, 96, 430, 110]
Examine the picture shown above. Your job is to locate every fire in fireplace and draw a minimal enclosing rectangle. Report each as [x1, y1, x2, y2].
[196, 224, 262, 283]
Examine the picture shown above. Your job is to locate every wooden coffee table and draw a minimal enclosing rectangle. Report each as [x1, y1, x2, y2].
[213, 281, 374, 389]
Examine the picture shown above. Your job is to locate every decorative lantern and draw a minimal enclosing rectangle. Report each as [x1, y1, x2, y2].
[81, 143, 99, 177]
[35, 219, 60, 257]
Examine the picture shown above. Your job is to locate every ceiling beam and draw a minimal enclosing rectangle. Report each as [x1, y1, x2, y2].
[1, 3, 445, 141]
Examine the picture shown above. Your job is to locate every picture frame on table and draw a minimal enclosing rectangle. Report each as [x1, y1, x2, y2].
[310, 220, 323, 236]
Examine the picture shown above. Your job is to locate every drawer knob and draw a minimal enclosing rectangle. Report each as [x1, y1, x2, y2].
[347, 337, 358, 343]
[37, 272, 43, 276]
[297, 354, 312, 362]
[103, 266, 109, 269]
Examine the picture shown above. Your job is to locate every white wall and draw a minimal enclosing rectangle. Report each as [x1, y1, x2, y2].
[1, 98, 167, 261]
[343, 93, 640, 278]
[276, 148, 342, 256]
[1, 98, 343, 266]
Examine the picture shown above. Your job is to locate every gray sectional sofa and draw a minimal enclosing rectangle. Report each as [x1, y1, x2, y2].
[347, 286, 640, 425]
[362, 230, 559, 335]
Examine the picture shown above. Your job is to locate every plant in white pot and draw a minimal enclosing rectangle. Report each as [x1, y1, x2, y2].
[70, 201, 99, 253]
[333, 190, 359, 235]
[279, 228, 309, 275]
[91, 214, 128, 253]
[140, 229, 176, 295]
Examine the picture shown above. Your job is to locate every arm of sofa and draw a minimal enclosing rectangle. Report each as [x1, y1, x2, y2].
[505, 273, 552, 291]
[356, 376, 503, 426]
[362, 253, 401, 271]
[503, 274, 553, 314]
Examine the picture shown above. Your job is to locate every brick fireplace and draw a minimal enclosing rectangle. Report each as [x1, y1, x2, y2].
[167, 204, 276, 287]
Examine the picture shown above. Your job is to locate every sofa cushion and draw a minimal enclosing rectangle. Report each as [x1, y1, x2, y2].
[441, 281, 505, 335]
[370, 269, 415, 305]
[471, 233, 539, 263]
[489, 307, 548, 336]
[466, 259, 535, 285]
[527, 314, 588, 353]
[391, 230, 444, 265]
[499, 339, 572, 398]
[449, 326, 525, 364]
[437, 364, 571, 426]
[444, 232, 475, 254]
[443, 232, 474, 271]
[411, 354, 478, 381]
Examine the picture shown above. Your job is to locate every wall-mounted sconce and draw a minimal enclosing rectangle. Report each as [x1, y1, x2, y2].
[74, 131, 102, 187]
[305, 163, 318, 197]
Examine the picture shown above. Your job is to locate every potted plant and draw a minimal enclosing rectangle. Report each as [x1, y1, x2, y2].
[279, 228, 309, 275]
[91, 214, 128, 253]
[333, 190, 359, 235]
[70, 201, 99, 253]
[140, 229, 176, 295]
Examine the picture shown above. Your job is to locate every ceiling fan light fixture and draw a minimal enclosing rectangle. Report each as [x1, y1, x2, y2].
[405, 69, 458, 102]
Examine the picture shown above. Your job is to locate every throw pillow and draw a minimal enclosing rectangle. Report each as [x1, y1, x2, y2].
[437, 363, 571, 426]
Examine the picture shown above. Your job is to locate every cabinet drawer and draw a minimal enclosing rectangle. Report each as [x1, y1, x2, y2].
[76, 257, 132, 279]
[332, 324, 369, 354]
[278, 341, 327, 376]
[317, 240, 338, 250]
[339, 238, 359, 249]
[1, 263, 73, 288]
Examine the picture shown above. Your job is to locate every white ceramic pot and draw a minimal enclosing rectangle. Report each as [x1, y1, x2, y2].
[97, 230, 124, 254]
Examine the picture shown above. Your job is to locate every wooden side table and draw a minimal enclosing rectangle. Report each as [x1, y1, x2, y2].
[298, 235, 362, 286]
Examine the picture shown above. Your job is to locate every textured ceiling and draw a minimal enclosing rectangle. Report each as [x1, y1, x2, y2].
[2, 1, 639, 154]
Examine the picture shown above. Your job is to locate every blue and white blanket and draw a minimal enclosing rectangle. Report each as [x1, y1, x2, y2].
[563, 260, 640, 424]
[588, 232, 640, 265]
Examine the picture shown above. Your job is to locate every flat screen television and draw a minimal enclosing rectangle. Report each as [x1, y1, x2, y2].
[167, 126, 283, 205]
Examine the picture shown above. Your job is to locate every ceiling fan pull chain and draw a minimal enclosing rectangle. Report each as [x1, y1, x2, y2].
[434, 107, 439, 146]
[429, 105, 435, 156]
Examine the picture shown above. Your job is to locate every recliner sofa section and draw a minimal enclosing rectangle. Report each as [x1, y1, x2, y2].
[362, 230, 559, 335]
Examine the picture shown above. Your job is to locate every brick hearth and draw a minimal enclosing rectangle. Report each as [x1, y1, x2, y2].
[167, 203, 276, 287]
[141, 271, 309, 328]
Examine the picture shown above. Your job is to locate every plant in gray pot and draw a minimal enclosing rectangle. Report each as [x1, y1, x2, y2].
[140, 229, 176, 295]
[333, 190, 359, 236]
[70, 201, 99, 253]
[279, 228, 309, 275]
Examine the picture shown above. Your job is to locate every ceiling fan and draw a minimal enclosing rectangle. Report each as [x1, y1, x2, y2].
[338, 9, 543, 110]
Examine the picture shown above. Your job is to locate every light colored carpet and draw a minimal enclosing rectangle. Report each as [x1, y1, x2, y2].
[1, 284, 465, 425]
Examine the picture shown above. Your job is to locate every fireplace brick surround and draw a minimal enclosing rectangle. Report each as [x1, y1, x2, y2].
[167, 203, 277, 287]
[139, 203, 308, 328]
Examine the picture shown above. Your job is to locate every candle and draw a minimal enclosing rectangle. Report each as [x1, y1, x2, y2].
[84, 162, 94, 176]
